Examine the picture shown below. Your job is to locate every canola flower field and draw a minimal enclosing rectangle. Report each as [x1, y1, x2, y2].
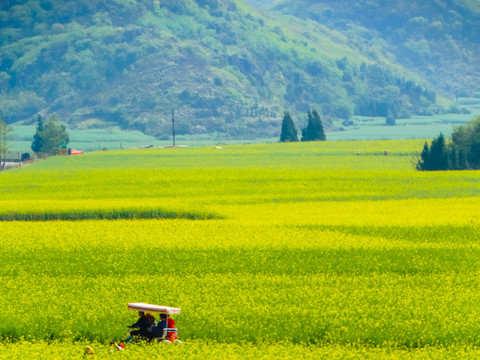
[1, 140, 480, 359]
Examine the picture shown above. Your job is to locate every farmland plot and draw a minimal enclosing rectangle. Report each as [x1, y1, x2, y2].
[0, 141, 479, 359]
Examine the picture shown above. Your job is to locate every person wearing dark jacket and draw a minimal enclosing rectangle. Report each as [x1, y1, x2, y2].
[127, 311, 151, 338]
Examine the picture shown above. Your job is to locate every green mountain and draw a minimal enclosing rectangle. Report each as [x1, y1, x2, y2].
[0, 0, 462, 139]
[258, 0, 480, 99]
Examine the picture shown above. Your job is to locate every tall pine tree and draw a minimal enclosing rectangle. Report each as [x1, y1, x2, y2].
[280, 111, 298, 142]
[416, 141, 431, 170]
[31, 115, 44, 153]
[429, 133, 448, 170]
[301, 109, 326, 141]
[0, 117, 7, 170]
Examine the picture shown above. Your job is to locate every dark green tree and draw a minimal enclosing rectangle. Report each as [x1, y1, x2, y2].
[301, 109, 326, 141]
[467, 123, 480, 169]
[280, 111, 298, 142]
[385, 114, 396, 126]
[448, 146, 458, 170]
[31, 114, 69, 155]
[417, 134, 448, 171]
[458, 148, 470, 170]
[31, 115, 44, 153]
[416, 141, 430, 170]
[0, 117, 7, 170]
[429, 133, 448, 170]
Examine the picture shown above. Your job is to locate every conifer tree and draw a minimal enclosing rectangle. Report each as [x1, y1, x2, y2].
[301, 109, 326, 141]
[417, 141, 430, 170]
[280, 111, 298, 142]
[31, 115, 44, 153]
[0, 118, 7, 170]
[429, 133, 448, 170]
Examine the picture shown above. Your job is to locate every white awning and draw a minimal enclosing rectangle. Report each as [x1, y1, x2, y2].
[128, 302, 181, 314]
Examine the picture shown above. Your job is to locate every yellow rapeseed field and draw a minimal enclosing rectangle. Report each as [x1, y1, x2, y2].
[0, 140, 479, 359]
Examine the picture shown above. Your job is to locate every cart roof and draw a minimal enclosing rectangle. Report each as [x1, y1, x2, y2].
[128, 302, 181, 314]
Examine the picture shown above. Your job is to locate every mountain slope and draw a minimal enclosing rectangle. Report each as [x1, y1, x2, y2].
[267, 0, 480, 98]
[0, 0, 439, 138]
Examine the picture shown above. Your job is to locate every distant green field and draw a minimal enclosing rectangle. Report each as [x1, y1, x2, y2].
[0, 120, 466, 154]
[330, 104, 480, 140]
[0, 141, 479, 359]
[5, 98, 480, 153]
[6, 122, 279, 154]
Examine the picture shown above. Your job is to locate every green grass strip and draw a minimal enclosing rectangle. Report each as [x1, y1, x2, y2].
[0, 209, 221, 221]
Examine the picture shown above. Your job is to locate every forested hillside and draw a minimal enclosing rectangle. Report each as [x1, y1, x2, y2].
[0, 0, 449, 138]
[262, 0, 480, 99]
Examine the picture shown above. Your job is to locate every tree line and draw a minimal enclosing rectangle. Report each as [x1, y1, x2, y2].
[280, 109, 326, 142]
[417, 117, 480, 170]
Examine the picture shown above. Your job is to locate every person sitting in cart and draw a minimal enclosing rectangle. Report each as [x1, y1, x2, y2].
[153, 313, 176, 339]
[127, 311, 152, 338]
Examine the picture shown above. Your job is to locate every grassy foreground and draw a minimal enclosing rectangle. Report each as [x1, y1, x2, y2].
[0, 140, 480, 359]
